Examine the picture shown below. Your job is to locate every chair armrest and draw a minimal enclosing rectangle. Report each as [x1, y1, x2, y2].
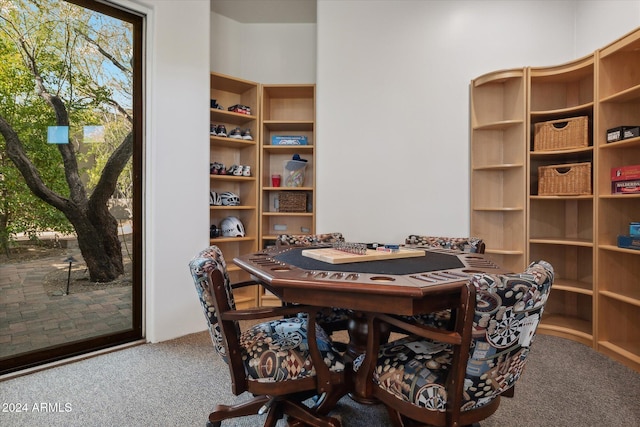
[355, 282, 476, 417]
[375, 313, 463, 345]
[221, 304, 316, 322]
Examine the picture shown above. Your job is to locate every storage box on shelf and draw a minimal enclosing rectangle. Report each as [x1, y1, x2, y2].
[607, 126, 640, 142]
[278, 192, 307, 212]
[610, 164, 640, 194]
[538, 162, 592, 196]
[534, 116, 589, 152]
[210, 72, 260, 308]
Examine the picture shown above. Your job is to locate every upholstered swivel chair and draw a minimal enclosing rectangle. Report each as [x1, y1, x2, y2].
[276, 232, 346, 247]
[355, 260, 554, 427]
[276, 233, 352, 336]
[405, 235, 485, 254]
[189, 246, 349, 427]
[399, 235, 486, 330]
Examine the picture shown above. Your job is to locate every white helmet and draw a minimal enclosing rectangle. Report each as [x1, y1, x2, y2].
[220, 216, 245, 237]
[209, 191, 222, 206]
[220, 191, 240, 206]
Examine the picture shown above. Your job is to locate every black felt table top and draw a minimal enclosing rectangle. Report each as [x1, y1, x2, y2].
[273, 247, 464, 275]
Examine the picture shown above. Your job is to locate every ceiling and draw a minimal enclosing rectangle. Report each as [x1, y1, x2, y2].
[210, 0, 317, 24]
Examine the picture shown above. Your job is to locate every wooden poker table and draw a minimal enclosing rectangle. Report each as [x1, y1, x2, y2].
[235, 244, 508, 397]
[233, 245, 505, 317]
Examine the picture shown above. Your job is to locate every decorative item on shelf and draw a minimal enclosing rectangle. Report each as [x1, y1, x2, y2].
[210, 162, 251, 177]
[210, 224, 220, 238]
[210, 99, 223, 110]
[538, 162, 592, 195]
[220, 191, 240, 206]
[210, 191, 222, 206]
[215, 124, 227, 137]
[611, 164, 640, 194]
[271, 135, 308, 145]
[607, 126, 640, 143]
[534, 116, 588, 151]
[220, 216, 245, 237]
[227, 104, 251, 115]
[617, 235, 640, 250]
[229, 127, 243, 139]
[630, 222, 640, 238]
[283, 154, 307, 187]
[278, 192, 307, 212]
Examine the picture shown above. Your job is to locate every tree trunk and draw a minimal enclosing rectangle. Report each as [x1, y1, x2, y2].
[1, 114, 127, 283]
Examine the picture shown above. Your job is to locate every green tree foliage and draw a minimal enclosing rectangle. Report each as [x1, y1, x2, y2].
[0, 0, 135, 281]
[0, 28, 73, 254]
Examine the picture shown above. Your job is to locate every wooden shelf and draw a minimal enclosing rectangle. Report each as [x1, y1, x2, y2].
[552, 278, 592, 295]
[472, 206, 524, 211]
[472, 164, 524, 171]
[473, 119, 523, 131]
[209, 136, 256, 148]
[263, 120, 314, 132]
[600, 84, 640, 103]
[529, 146, 593, 158]
[263, 145, 314, 153]
[529, 238, 593, 247]
[539, 314, 592, 338]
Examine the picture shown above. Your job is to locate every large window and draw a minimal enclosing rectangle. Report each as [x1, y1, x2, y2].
[0, 0, 143, 375]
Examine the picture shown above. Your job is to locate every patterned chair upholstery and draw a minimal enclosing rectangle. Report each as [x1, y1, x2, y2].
[355, 260, 554, 426]
[398, 235, 486, 330]
[276, 233, 352, 336]
[276, 232, 345, 247]
[405, 234, 485, 254]
[189, 246, 348, 427]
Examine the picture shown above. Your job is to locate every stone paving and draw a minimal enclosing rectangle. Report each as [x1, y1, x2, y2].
[0, 253, 132, 359]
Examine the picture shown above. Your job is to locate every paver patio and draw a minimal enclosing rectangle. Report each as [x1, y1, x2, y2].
[0, 253, 132, 359]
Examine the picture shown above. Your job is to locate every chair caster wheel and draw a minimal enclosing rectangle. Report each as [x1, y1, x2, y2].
[206, 421, 221, 427]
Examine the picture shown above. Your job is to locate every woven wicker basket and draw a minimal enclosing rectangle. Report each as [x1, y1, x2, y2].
[534, 116, 588, 151]
[538, 162, 592, 195]
[279, 192, 307, 212]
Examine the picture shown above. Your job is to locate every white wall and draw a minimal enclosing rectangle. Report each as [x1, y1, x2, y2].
[115, 0, 211, 343]
[210, 13, 316, 83]
[316, 0, 574, 243]
[112, 0, 639, 343]
[575, 0, 640, 56]
[316, 0, 640, 243]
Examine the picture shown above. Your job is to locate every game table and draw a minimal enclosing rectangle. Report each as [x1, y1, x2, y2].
[234, 245, 508, 404]
[234, 245, 505, 314]
[233, 245, 506, 356]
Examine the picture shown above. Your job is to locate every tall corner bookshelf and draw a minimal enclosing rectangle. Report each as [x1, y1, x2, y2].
[470, 68, 528, 273]
[595, 29, 640, 372]
[258, 84, 316, 306]
[209, 71, 260, 308]
[527, 54, 596, 347]
[470, 27, 640, 372]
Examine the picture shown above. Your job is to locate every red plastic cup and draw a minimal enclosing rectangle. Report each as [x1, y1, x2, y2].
[271, 174, 281, 187]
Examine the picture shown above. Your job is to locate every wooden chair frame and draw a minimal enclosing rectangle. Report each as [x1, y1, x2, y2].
[355, 282, 480, 427]
[195, 263, 350, 427]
